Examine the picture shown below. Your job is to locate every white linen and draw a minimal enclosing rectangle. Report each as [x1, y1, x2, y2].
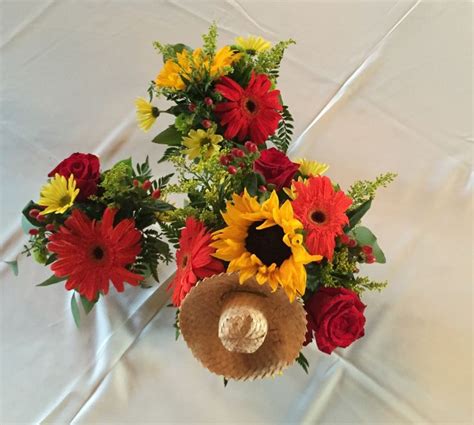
[0, 1, 472, 423]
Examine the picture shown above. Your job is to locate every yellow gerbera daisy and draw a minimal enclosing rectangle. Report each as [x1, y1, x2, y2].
[212, 190, 321, 302]
[182, 128, 223, 160]
[235, 36, 272, 54]
[135, 97, 159, 132]
[295, 158, 329, 177]
[38, 174, 79, 215]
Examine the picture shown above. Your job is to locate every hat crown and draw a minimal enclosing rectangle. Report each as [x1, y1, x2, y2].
[218, 292, 268, 354]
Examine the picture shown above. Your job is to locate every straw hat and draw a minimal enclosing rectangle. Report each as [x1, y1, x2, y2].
[178, 272, 307, 380]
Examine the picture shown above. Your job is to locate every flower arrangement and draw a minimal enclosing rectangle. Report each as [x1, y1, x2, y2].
[19, 153, 174, 325]
[12, 24, 396, 382]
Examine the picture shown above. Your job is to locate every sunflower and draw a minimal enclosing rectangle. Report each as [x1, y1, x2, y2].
[295, 158, 329, 177]
[38, 173, 79, 215]
[212, 190, 321, 302]
[135, 97, 159, 132]
[291, 176, 352, 260]
[210, 46, 241, 78]
[182, 128, 223, 159]
[235, 36, 272, 54]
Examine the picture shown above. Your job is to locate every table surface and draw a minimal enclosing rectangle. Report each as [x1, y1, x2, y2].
[0, 1, 472, 423]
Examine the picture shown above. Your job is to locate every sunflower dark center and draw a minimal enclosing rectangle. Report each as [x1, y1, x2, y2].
[151, 107, 160, 118]
[92, 246, 104, 260]
[245, 99, 257, 114]
[311, 210, 326, 224]
[245, 221, 291, 267]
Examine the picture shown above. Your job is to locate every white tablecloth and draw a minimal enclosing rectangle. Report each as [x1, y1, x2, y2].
[1, 1, 472, 423]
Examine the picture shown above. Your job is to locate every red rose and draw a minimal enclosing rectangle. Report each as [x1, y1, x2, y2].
[254, 148, 300, 190]
[48, 153, 100, 201]
[304, 287, 366, 354]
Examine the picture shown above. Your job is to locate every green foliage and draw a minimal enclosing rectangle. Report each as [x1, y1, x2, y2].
[4, 260, 18, 276]
[132, 228, 172, 282]
[71, 293, 81, 328]
[254, 39, 296, 81]
[351, 276, 388, 293]
[174, 113, 194, 134]
[80, 295, 97, 315]
[346, 199, 372, 230]
[158, 146, 182, 164]
[174, 309, 180, 340]
[153, 42, 192, 62]
[37, 274, 66, 286]
[350, 226, 386, 263]
[270, 105, 294, 152]
[296, 351, 310, 374]
[159, 221, 181, 249]
[100, 162, 133, 203]
[202, 22, 218, 56]
[348, 173, 397, 209]
[152, 125, 183, 146]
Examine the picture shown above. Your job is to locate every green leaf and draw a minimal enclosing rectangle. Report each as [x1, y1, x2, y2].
[346, 199, 372, 230]
[296, 351, 310, 374]
[71, 293, 81, 328]
[21, 201, 42, 229]
[4, 260, 18, 276]
[21, 214, 37, 235]
[243, 173, 258, 196]
[45, 254, 57, 266]
[162, 43, 192, 62]
[37, 274, 67, 287]
[152, 126, 183, 146]
[80, 295, 97, 315]
[351, 226, 386, 264]
[223, 378, 229, 387]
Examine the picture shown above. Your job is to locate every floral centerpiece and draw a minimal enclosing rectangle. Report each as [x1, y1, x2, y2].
[11, 24, 396, 382]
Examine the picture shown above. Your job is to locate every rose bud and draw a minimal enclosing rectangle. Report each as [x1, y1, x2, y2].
[244, 141, 258, 153]
[36, 214, 45, 223]
[239, 162, 246, 169]
[204, 97, 213, 106]
[254, 148, 300, 191]
[188, 103, 196, 112]
[28, 209, 40, 218]
[231, 148, 245, 158]
[133, 179, 140, 187]
[29, 229, 39, 236]
[151, 189, 161, 199]
[227, 165, 237, 175]
[201, 119, 212, 129]
[142, 180, 152, 191]
[45, 224, 56, 232]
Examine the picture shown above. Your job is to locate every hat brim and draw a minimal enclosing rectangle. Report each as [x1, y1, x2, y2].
[179, 273, 307, 380]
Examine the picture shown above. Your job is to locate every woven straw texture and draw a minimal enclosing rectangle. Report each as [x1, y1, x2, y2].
[179, 273, 307, 380]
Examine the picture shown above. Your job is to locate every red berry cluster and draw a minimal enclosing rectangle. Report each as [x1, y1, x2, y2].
[339, 234, 376, 264]
[220, 141, 259, 175]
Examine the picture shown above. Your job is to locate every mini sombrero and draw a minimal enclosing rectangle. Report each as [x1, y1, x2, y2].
[178, 272, 307, 380]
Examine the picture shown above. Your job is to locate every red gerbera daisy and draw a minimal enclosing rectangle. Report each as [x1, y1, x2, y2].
[214, 73, 282, 144]
[292, 176, 352, 261]
[168, 217, 224, 307]
[47, 208, 143, 301]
